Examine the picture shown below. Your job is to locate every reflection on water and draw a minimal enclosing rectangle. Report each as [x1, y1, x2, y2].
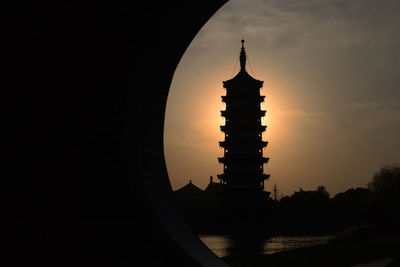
[199, 235, 333, 258]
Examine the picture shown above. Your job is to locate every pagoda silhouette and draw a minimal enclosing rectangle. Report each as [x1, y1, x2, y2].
[218, 40, 270, 191]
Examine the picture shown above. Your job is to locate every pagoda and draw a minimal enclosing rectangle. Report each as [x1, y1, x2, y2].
[217, 40, 270, 191]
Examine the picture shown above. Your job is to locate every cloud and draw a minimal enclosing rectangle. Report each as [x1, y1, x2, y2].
[195, 0, 400, 59]
[338, 99, 400, 138]
[191, 0, 400, 104]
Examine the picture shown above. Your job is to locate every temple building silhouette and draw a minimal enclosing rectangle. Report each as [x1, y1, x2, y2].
[218, 40, 270, 191]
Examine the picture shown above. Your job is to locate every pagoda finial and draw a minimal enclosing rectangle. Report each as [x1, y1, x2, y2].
[240, 39, 246, 71]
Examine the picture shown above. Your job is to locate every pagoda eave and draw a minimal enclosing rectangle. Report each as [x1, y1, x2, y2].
[219, 140, 268, 148]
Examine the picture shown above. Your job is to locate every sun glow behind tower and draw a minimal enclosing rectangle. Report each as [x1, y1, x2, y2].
[164, 39, 288, 193]
[164, 0, 400, 196]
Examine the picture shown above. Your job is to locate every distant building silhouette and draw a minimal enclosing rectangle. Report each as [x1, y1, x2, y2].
[174, 177, 225, 200]
[174, 178, 225, 212]
[218, 40, 270, 191]
[204, 176, 226, 194]
[273, 183, 278, 201]
[174, 179, 204, 196]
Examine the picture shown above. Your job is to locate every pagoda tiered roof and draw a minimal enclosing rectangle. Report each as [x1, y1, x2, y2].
[222, 95, 265, 103]
[218, 156, 269, 165]
[220, 124, 266, 133]
[223, 70, 264, 88]
[217, 40, 270, 191]
[219, 140, 268, 148]
[221, 109, 266, 118]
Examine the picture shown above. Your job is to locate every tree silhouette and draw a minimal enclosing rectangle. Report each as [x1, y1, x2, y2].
[331, 187, 371, 232]
[317, 185, 329, 198]
[368, 164, 400, 201]
[368, 164, 400, 232]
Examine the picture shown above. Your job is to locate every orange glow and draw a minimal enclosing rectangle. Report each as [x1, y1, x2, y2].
[164, 65, 297, 191]
[174, 69, 295, 154]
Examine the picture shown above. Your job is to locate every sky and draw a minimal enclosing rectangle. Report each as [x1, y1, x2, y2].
[164, 0, 400, 197]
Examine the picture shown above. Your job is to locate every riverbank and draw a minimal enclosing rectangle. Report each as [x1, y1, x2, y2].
[222, 237, 400, 267]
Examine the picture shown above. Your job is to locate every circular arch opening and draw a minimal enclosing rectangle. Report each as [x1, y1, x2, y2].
[164, 0, 400, 263]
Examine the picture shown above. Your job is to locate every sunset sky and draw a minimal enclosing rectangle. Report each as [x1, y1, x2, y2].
[164, 0, 400, 196]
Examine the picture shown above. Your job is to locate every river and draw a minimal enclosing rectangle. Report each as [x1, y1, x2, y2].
[199, 235, 333, 257]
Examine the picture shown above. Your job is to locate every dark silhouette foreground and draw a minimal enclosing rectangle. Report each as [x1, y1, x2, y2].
[3, 1, 229, 266]
[175, 165, 400, 237]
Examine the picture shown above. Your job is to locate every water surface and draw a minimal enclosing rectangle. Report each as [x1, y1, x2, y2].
[199, 235, 333, 257]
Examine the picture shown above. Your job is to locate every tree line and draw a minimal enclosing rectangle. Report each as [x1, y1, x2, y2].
[176, 164, 400, 236]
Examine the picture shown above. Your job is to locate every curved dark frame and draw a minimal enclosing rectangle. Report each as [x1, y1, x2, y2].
[4, 1, 229, 266]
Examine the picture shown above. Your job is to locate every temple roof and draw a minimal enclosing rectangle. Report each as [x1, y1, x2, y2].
[174, 180, 204, 196]
[223, 40, 263, 88]
[204, 181, 226, 194]
[223, 70, 263, 88]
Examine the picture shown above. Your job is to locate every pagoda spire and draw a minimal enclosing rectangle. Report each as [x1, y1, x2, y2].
[240, 39, 246, 71]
